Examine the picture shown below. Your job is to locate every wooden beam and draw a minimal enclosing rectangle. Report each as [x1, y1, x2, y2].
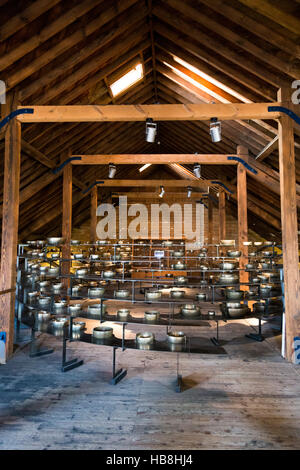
[90, 186, 97, 243]
[96, 179, 219, 190]
[256, 136, 279, 162]
[17, 103, 281, 122]
[218, 191, 226, 242]
[112, 192, 208, 198]
[61, 160, 72, 288]
[207, 197, 213, 249]
[237, 146, 249, 287]
[277, 88, 300, 362]
[0, 92, 21, 362]
[71, 154, 238, 165]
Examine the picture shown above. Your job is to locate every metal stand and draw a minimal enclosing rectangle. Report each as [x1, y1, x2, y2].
[61, 328, 83, 372]
[175, 353, 183, 393]
[29, 327, 54, 357]
[211, 319, 220, 346]
[245, 317, 264, 342]
[110, 346, 127, 385]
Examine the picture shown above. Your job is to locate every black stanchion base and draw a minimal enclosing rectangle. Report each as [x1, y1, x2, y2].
[61, 358, 84, 372]
[110, 368, 127, 385]
[30, 348, 54, 358]
[175, 374, 183, 393]
[211, 337, 220, 347]
[245, 333, 264, 342]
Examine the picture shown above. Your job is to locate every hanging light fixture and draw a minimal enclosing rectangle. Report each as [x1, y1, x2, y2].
[159, 185, 165, 198]
[145, 118, 157, 143]
[187, 186, 192, 198]
[193, 163, 201, 178]
[108, 163, 116, 179]
[210, 117, 221, 143]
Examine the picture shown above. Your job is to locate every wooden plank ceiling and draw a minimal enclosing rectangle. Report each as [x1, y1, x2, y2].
[0, 0, 300, 241]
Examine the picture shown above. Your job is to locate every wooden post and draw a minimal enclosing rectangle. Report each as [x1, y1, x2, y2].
[90, 186, 97, 243]
[218, 190, 226, 242]
[278, 87, 300, 362]
[237, 145, 249, 287]
[62, 159, 72, 288]
[0, 91, 21, 362]
[207, 197, 213, 251]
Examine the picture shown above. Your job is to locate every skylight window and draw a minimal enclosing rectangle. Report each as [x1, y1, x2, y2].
[110, 63, 143, 97]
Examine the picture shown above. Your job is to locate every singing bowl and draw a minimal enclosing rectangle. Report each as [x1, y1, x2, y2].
[227, 306, 249, 318]
[219, 262, 238, 271]
[167, 331, 186, 344]
[52, 283, 62, 293]
[28, 291, 39, 298]
[195, 292, 207, 301]
[136, 332, 155, 345]
[181, 304, 200, 317]
[225, 289, 244, 300]
[144, 310, 160, 322]
[218, 274, 239, 284]
[39, 296, 51, 306]
[88, 304, 107, 316]
[50, 252, 60, 259]
[103, 270, 115, 278]
[75, 268, 88, 277]
[173, 251, 184, 258]
[51, 317, 68, 327]
[225, 301, 242, 308]
[47, 237, 64, 245]
[68, 304, 82, 315]
[162, 240, 173, 246]
[74, 253, 85, 260]
[54, 300, 67, 309]
[170, 290, 185, 299]
[35, 310, 51, 322]
[72, 321, 86, 331]
[172, 262, 187, 270]
[174, 276, 188, 285]
[93, 326, 113, 339]
[48, 267, 59, 276]
[117, 309, 131, 321]
[145, 291, 161, 300]
[88, 287, 105, 298]
[90, 254, 100, 260]
[71, 240, 81, 245]
[226, 250, 241, 258]
[115, 289, 130, 299]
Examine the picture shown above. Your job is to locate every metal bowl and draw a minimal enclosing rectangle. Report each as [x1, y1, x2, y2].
[115, 289, 130, 299]
[88, 303, 107, 316]
[54, 300, 67, 309]
[74, 253, 85, 260]
[262, 251, 272, 257]
[173, 251, 184, 258]
[52, 283, 62, 293]
[96, 240, 107, 245]
[88, 287, 105, 298]
[35, 310, 51, 322]
[136, 332, 155, 346]
[51, 317, 68, 327]
[172, 262, 186, 270]
[50, 252, 60, 259]
[181, 304, 200, 317]
[195, 292, 207, 301]
[144, 310, 160, 322]
[39, 296, 51, 306]
[243, 241, 252, 246]
[72, 321, 86, 331]
[93, 326, 113, 339]
[68, 304, 82, 315]
[225, 289, 244, 300]
[103, 270, 115, 278]
[252, 277, 260, 284]
[145, 291, 161, 300]
[174, 276, 187, 285]
[227, 306, 249, 318]
[219, 262, 238, 271]
[167, 331, 186, 344]
[71, 240, 81, 245]
[117, 309, 131, 321]
[170, 290, 185, 299]
[218, 273, 239, 284]
[227, 250, 241, 258]
[162, 241, 173, 246]
[90, 254, 100, 260]
[47, 237, 64, 245]
[225, 301, 242, 308]
[75, 268, 88, 277]
[254, 241, 263, 246]
[28, 291, 39, 298]
[246, 263, 256, 270]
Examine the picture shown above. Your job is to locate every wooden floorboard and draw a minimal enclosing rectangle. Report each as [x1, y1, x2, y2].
[0, 318, 300, 450]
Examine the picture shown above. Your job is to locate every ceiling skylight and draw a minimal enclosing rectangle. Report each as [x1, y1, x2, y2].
[110, 63, 143, 97]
